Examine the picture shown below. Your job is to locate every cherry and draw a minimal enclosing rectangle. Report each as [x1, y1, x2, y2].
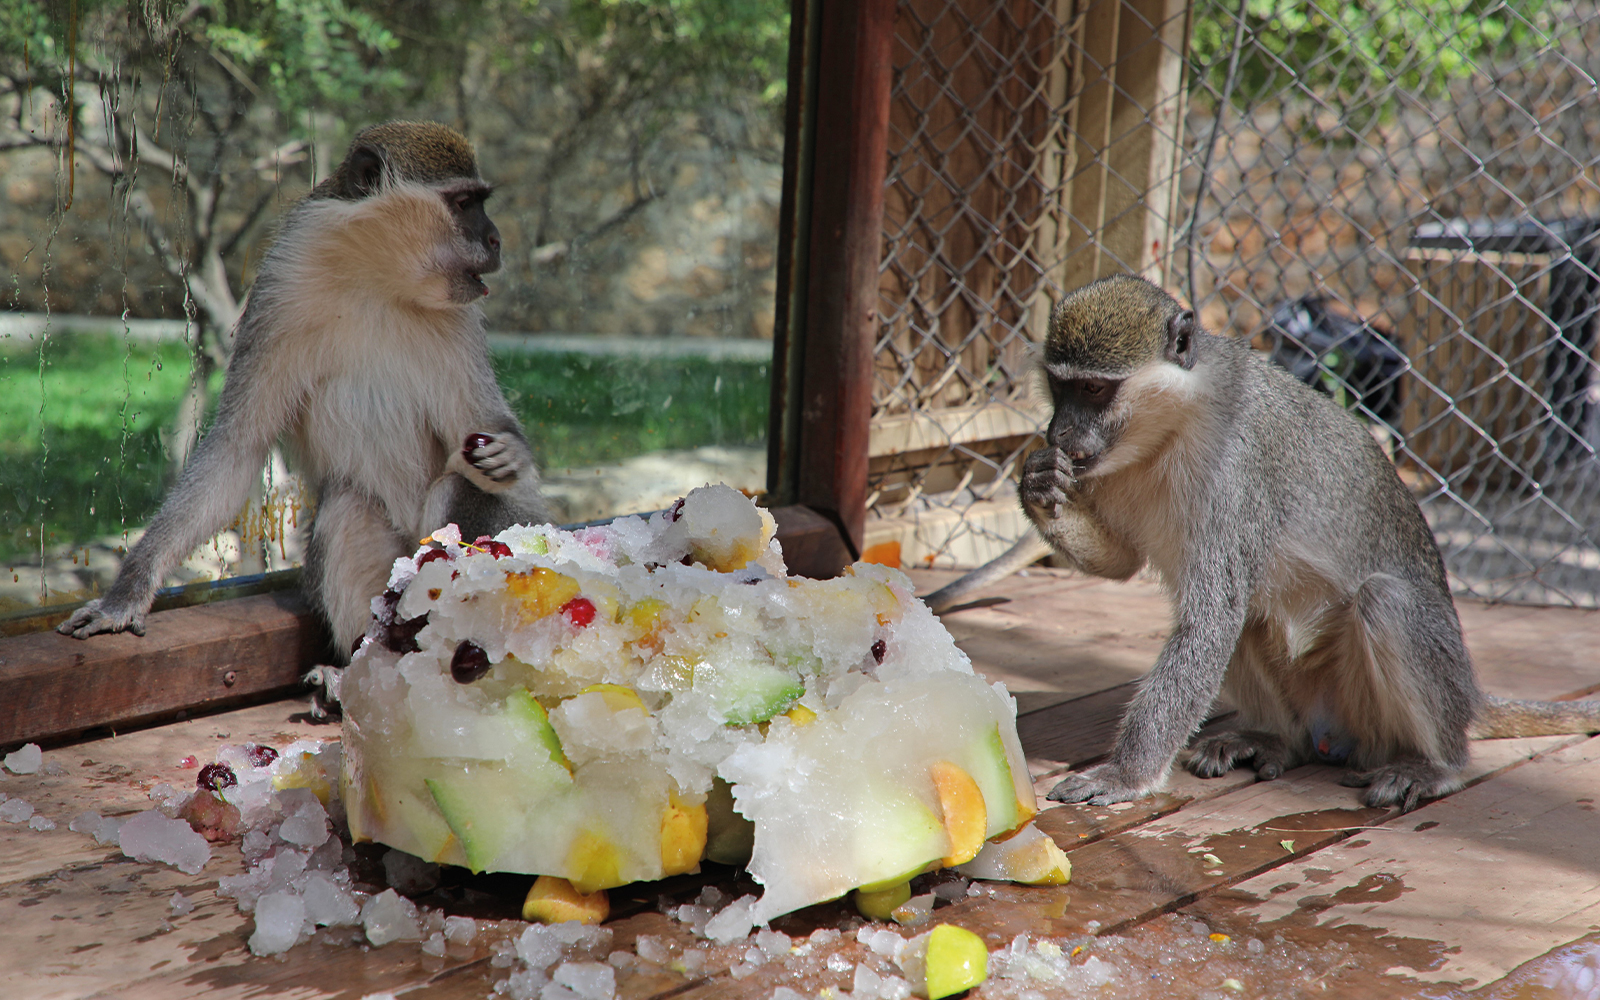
[245, 744, 279, 768]
[561, 597, 597, 628]
[463, 432, 494, 457]
[417, 547, 451, 568]
[871, 638, 887, 664]
[197, 762, 237, 791]
[473, 535, 513, 559]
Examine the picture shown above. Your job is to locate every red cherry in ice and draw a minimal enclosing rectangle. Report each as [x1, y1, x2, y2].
[561, 597, 597, 628]
[417, 547, 451, 568]
[473, 536, 513, 559]
[197, 762, 237, 791]
[463, 432, 493, 458]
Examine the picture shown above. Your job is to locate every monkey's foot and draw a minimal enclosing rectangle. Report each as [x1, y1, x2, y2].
[1045, 763, 1150, 806]
[1341, 758, 1462, 812]
[302, 665, 345, 721]
[57, 598, 147, 639]
[1185, 730, 1293, 781]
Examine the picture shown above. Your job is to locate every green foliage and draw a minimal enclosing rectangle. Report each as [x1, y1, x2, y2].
[1190, 0, 1548, 112]
[0, 333, 219, 564]
[0, 334, 769, 560]
[546, 0, 791, 103]
[495, 350, 770, 469]
[198, 0, 404, 118]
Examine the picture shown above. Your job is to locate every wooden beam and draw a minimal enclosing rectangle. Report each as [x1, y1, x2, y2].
[794, 0, 898, 559]
[0, 591, 325, 748]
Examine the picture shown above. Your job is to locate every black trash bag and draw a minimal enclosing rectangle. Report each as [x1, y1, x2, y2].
[1264, 296, 1404, 429]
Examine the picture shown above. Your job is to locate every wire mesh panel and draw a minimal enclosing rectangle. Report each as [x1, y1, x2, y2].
[869, 0, 1600, 609]
[869, 0, 1191, 568]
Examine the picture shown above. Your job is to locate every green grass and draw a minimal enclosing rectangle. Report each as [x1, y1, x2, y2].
[0, 333, 770, 563]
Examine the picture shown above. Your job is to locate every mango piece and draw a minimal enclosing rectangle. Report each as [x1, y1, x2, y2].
[924, 924, 988, 999]
[579, 683, 649, 715]
[522, 875, 610, 925]
[930, 761, 986, 866]
[660, 791, 709, 876]
[626, 597, 669, 633]
[506, 568, 582, 623]
[272, 752, 332, 805]
[783, 704, 818, 726]
[958, 824, 1071, 885]
[567, 830, 623, 894]
[854, 880, 911, 920]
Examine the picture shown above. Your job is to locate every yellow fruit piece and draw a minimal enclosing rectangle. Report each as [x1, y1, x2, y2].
[783, 704, 818, 726]
[1210, 932, 1231, 945]
[660, 792, 709, 876]
[566, 830, 623, 894]
[579, 683, 649, 715]
[930, 761, 987, 866]
[626, 598, 669, 632]
[924, 924, 988, 999]
[506, 568, 581, 623]
[1004, 835, 1072, 885]
[854, 881, 911, 921]
[272, 752, 332, 804]
[522, 875, 610, 925]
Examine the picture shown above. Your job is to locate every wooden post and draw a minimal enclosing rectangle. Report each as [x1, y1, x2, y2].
[770, 0, 898, 566]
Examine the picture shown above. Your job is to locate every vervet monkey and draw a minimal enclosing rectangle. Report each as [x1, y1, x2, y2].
[59, 121, 551, 659]
[1019, 275, 1600, 810]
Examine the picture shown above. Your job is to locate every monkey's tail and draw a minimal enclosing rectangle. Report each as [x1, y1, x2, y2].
[1469, 694, 1600, 739]
[921, 533, 1054, 614]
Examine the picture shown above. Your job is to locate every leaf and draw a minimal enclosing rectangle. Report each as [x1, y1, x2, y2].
[1279, 839, 1295, 853]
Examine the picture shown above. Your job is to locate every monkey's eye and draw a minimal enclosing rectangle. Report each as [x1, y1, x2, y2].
[1074, 379, 1115, 400]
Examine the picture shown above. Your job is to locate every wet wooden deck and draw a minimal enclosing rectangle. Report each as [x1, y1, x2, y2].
[4, 567, 1599, 998]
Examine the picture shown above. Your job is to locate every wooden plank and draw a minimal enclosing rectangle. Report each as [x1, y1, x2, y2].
[0, 592, 325, 748]
[1190, 735, 1600, 991]
[795, 0, 897, 557]
[770, 503, 853, 580]
[867, 402, 1043, 459]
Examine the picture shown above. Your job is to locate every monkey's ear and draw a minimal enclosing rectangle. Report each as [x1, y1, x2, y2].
[347, 146, 385, 198]
[1164, 310, 1197, 370]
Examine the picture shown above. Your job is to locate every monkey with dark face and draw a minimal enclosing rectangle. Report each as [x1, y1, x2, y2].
[59, 121, 551, 659]
[1028, 275, 1600, 810]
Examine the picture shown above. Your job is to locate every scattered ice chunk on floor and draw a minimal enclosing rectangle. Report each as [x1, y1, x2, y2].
[0, 798, 35, 823]
[516, 924, 568, 971]
[443, 915, 478, 945]
[170, 892, 195, 916]
[827, 953, 853, 974]
[633, 934, 671, 965]
[503, 967, 547, 1000]
[382, 848, 440, 894]
[362, 888, 422, 946]
[858, 926, 904, 958]
[148, 782, 191, 817]
[703, 895, 757, 943]
[29, 813, 56, 831]
[69, 810, 100, 834]
[297, 870, 360, 927]
[249, 891, 307, 955]
[771, 990, 808, 1000]
[422, 931, 447, 957]
[118, 809, 212, 874]
[40, 759, 67, 776]
[755, 929, 792, 959]
[552, 961, 616, 1000]
[277, 788, 330, 848]
[4, 743, 42, 774]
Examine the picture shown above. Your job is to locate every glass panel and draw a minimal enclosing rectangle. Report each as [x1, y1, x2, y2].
[0, 0, 788, 623]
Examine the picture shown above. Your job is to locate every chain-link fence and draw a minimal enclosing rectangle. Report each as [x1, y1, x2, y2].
[868, 0, 1600, 609]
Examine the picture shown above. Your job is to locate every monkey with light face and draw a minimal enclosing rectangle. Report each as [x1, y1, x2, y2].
[1025, 275, 1600, 811]
[59, 121, 551, 662]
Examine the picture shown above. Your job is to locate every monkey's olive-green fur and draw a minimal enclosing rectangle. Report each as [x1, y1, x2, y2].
[1044, 274, 1184, 374]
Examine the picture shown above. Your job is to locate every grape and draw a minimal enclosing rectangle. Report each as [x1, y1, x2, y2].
[451, 641, 491, 683]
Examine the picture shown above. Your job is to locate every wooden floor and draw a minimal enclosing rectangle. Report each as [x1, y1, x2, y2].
[4, 567, 1600, 998]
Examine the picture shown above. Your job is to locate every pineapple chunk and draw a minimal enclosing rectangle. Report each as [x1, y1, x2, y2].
[522, 875, 610, 924]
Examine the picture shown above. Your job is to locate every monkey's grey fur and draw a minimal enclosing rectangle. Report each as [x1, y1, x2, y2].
[59, 123, 550, 666]
[1030, 275, 1600, 811]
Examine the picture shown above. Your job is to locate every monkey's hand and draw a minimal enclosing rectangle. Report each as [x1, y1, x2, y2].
[452, 430, 531, 493]
[1019, 446, 1080, 520]
[57, 596, 148, 639]
[1044, 763, 1151, 806]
